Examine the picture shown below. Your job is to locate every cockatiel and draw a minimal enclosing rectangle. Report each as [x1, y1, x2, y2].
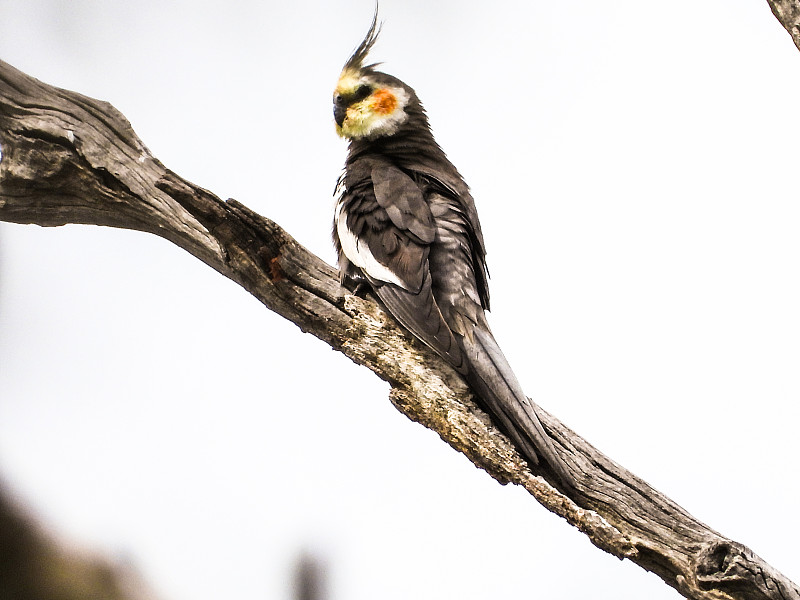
[332, 15, 574, 490]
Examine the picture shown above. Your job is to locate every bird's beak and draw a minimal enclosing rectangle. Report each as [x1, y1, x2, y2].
[334, 104, 347, 128]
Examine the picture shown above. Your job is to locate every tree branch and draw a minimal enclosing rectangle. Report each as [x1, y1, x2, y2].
[767, 0, 800, 50]
[0, 59, 796, 600]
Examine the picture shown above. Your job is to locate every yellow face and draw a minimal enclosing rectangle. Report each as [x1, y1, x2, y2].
[334, 69, 410, 140]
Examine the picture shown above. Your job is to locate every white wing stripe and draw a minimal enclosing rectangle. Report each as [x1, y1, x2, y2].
[336, 200, 408, 289]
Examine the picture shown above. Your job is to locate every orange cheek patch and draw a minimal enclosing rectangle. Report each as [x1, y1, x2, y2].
[370, 89, 397, 115]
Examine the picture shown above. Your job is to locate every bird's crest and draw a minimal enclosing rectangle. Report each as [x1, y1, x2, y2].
[343, 6, 382, 73]
[334, 4, 411, 140]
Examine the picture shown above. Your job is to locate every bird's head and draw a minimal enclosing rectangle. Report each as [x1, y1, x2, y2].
[333, 12, 414, 141]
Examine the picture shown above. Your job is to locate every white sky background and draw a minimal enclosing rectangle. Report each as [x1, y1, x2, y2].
[0, 1, 799, 599]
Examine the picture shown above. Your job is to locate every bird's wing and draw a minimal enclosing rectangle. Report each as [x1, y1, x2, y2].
[336, 161, 466, 369]
[374, 270, 466, 372]
[368, 163, 466, 369]
[371, 163, 436, 245]
[411, 166, 491, 311]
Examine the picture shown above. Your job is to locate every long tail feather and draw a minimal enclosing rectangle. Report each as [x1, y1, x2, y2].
[464, 328, 574, 490]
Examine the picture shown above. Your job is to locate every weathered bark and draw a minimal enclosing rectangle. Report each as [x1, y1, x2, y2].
[0, 59, 796, 600]
[767, 0, 800, 50]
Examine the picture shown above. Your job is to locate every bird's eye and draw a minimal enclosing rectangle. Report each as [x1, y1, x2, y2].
[352, 84, 372, 102]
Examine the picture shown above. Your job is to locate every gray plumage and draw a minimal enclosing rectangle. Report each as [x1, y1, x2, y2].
[333, 16, 574, 490]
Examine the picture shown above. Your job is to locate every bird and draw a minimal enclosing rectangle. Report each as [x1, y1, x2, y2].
[332, 12, 575, 491]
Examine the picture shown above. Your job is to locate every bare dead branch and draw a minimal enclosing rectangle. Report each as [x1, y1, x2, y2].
[767, 0, 800, 50]
[1, 59, 797, 600]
